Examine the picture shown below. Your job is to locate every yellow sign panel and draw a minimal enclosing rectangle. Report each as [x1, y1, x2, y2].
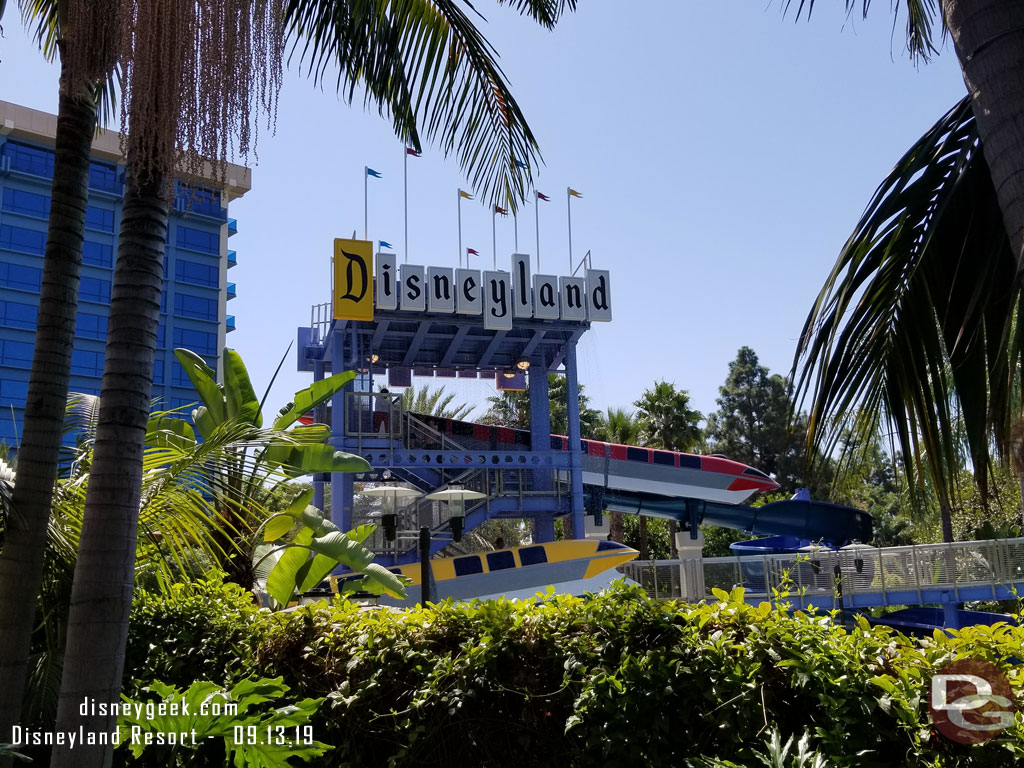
[333, 239, 374, 321]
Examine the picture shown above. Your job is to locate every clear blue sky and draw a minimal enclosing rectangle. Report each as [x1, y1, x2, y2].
[1, 3, 966, 425]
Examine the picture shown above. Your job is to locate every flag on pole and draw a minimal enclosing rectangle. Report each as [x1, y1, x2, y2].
[515, 159, 529, 170]
[367, 168, 383, 178]
[536, 191, 550, 201]
[379, 240, 393, 249]
[494, 205, 508, 216]
[467, 248, 480, 256]
[406, 148, 421, 157]
[458, 189, 473, 200]
[568, 188, 583, 198]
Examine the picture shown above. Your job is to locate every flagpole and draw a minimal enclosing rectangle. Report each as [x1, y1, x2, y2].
[567, 186, 572, 273]
[458, 190, 463, 269]
[364, 166, 369, 240]
[514, 209, 519, 254]
[535, 193, 541, 272]
[403, 148, 408, 263]
[492, 208, 497, 270]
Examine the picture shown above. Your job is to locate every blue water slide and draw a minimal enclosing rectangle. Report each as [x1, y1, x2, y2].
[600, 489, 872, 545]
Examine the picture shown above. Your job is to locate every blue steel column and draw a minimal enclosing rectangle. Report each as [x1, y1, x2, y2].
[565, 342, 585, 538]
[330, 325, 354, 531]
[528, 357, 555, 542]
[312, 359, 326, 512]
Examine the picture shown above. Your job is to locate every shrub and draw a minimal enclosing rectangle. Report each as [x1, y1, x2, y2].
[125, 580, 1024, 767]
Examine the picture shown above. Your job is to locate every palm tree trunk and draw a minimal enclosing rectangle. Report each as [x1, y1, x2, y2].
[944, 0, 1024, 272]
[609, 511, 624, 542]
[638, 516, 649, 560]
[0, 68, 97, 742]
[50, 162, 169, 768]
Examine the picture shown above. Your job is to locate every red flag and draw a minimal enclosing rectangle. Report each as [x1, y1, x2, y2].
[406, 147, 421, 157]
[467, 248, 480, 256]
[536, 192, 550, 201]
[494, 205, 508, 215]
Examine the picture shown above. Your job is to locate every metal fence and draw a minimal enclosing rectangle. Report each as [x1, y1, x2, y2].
[620, 537, 1024, 608]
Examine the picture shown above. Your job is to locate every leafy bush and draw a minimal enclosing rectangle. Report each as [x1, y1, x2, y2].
[125, 580, 1024, 767]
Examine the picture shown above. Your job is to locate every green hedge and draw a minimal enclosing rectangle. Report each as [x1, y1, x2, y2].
[122, 579, 1024, 767]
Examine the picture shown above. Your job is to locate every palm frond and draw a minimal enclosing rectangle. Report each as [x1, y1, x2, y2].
[19, 0, 60, 61]
[794, 96, 1020, 506]
[284, 0, 552, 208]
[784, 0, 940, 63]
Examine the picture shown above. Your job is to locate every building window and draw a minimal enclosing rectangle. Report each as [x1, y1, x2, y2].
[1, 188, 50, 218]
[0, 300, 38, 330]
[0, 379, 29, 407]
[173, 293, 217, 322]
[83, 241, 113, 268]
[89, 161, 120, 193]
[175, 226, 219, 255]
[176, 185, 223, 218]
[85, 205, 115, 233]
[153, 359, 164, 385]
[75, 312, 108, 340]
[0, 263, 43, 292]
[0, 225, 46, 255]
[0, 340, 34, 369]
[172, 328, 217, 357]
[3, 140, 55, 178]
[80, 277, 111, 304]
[70, 349, 104, 378]
[174, 259, 218, 288]
[157, 324, 166, 348]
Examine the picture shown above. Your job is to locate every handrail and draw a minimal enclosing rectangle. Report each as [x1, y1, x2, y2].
[620, 536, 1024, 606]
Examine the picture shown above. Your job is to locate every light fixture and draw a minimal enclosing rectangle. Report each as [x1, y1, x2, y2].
[515, 358, 530, 371]
[502, 370, 517, 379]
[370, 353, 380, 363]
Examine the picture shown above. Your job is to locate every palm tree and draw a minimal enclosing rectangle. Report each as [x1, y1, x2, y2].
[633, 381, 704, 556]
[594, 407, 640, 542]
[792, 97, 1019, 543]
[401, 383, 475, 420]
[0, 0, 122, 741]
[794, 2, 1024, 284]
[42, 3, 580, 764]
[633, 381, 704, 453]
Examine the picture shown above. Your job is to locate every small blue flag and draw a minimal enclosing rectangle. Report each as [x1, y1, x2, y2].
[515, 160, 529, 170]
[379, 240, 393, 249]
[366, 168, 382, 178]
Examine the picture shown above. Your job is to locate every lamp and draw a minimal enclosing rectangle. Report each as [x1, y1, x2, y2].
[424, 482, 486, 543]
[515, 358, 530, 371]
[502, 370, 517, 379]
[370, 353, 380, 363]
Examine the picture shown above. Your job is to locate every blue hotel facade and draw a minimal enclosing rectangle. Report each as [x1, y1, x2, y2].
[0, 100, 251, 446]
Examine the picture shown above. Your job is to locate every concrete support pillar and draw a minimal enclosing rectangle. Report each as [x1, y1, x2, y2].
[565, 342, 585, 539]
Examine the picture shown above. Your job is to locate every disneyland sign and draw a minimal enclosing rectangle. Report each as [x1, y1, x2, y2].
[332, 238, 611, 330]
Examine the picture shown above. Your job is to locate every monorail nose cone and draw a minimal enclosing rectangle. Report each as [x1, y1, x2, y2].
[596, 540, 627, 551]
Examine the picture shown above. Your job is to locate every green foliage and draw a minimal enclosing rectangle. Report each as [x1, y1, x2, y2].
[622, 515, 672, 560]
[124, 577, 266, 692]
[593, 406, 641, 445]
[117, 677, 331, 767]
[400, 383, 475, 420]
[701, 525, 749, 558]
[125, 578, 1024, 768]
[633, 380, 704, 451]
[481, 374, 601, 437]
[792, 97, 1019, 517]
[259, 492, 407, 606]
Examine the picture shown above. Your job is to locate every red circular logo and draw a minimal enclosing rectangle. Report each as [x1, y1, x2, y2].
[929, 659, 1015, 744]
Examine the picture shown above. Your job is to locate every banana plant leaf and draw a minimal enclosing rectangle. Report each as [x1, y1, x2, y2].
[173, 349, 225, 430]
[274, 371, 357, 430]
[223, 348, 262, 427]
[264, 444, 371, 478]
